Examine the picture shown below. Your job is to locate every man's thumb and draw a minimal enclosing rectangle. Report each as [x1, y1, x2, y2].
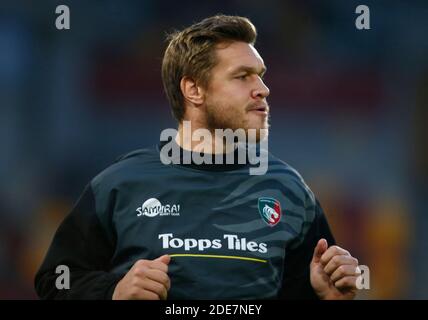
[155, 254, 171, 265]
[312, 238, 328, 264]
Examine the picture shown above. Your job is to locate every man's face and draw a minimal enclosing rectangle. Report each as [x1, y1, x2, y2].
[203, 41, 270, 141]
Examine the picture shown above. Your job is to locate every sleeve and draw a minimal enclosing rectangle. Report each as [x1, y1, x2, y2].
[34, 183, 123, 300]
[277, 199, 336, 300]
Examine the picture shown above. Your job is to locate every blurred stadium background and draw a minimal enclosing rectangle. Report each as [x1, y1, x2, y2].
[0, 0, 427, 299]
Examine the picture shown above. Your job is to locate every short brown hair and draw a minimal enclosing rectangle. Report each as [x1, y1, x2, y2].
[161, 15, 257, 122]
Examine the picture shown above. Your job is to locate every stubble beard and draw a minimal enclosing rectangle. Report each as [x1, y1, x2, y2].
[204, 101, 270, 144]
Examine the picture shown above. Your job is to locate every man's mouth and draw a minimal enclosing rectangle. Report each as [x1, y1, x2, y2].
[248, 105, 269, 115]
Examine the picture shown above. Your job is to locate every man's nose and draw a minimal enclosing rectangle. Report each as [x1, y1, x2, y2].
[252, 79, 270, 99]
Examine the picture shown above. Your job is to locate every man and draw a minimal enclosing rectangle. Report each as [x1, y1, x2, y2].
[35, 15, 360, 300]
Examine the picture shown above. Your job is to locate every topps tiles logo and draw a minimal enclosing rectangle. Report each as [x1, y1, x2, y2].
[136, 198, 180, 217]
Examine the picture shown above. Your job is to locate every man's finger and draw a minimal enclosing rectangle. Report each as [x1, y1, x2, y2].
[312, 238, 328, 264]
[155, 254, 171, 265]
[140, 290, 162, 300]
[330, 264, 361, 283]
[334, 276, 358, 290]
[140, 278, 168, 300]
[135, 255, 170, 273]
[145, 268, 171, 291]
[323, 255, 359, 276]
[148, 260, 169, 273]
[320, 245, 350, 267]
[126, 286, 160, 300]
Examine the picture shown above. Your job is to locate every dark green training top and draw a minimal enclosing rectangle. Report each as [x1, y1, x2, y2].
[35, 140, 335, 299]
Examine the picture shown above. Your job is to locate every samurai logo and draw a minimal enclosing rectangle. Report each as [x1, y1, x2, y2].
[136, 198, 180, 217]
[258, 197, 281, 226]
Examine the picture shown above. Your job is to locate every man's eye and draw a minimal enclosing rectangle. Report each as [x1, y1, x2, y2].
[237, 74, 248, 80]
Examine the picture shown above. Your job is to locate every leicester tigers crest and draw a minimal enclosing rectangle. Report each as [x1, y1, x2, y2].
[258, 197, 282, 227]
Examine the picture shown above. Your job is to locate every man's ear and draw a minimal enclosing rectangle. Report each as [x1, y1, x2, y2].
[180, 76, 205, 105]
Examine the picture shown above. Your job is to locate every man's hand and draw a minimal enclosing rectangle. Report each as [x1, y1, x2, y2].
[112, 254, 171, 300]
[310, 239, 360, 300]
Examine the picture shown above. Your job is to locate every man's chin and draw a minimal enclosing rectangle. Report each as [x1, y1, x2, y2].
[245, 127, 269, 144]
[208, 123, 269, 144]
[257, 128, 269, 143]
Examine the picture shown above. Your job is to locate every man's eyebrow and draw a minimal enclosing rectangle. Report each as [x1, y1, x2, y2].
[231, 65, 267, 76]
